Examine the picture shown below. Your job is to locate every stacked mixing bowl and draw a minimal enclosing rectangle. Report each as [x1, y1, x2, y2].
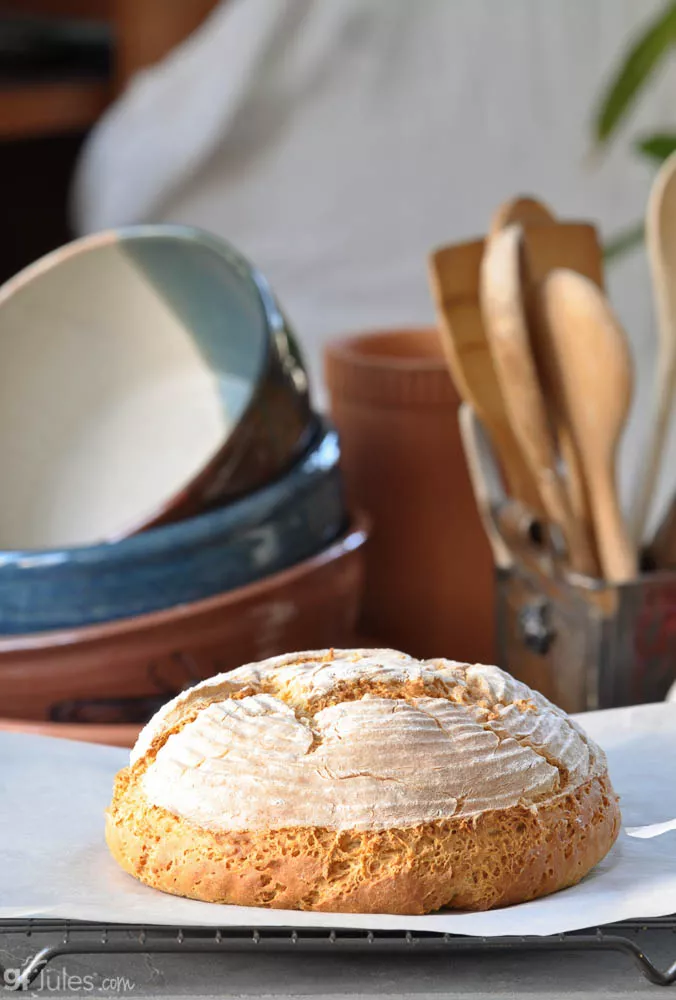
[0, 226, 366, 742]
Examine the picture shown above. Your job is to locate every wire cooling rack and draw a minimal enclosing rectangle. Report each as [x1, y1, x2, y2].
[1, 918, 676, 989]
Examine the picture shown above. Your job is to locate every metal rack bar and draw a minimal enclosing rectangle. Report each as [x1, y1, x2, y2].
[1, 920, 676, 989]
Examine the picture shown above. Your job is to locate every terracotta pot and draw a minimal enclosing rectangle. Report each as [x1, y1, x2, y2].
[0, 515, 368, 721]
[325, 328, 494, 663]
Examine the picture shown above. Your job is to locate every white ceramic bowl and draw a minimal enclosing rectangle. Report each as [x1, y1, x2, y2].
[0, 225, 311, 549]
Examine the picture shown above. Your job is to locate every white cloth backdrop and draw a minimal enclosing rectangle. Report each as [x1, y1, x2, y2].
[73, 0, 676, 529]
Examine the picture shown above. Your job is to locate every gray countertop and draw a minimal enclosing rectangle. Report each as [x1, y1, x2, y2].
[2, 923, 675, 998]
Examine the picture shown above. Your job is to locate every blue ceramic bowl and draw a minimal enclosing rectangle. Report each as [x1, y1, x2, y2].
[0, 419, 345, 634]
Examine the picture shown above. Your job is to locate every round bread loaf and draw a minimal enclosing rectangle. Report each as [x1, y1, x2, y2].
[106, 648, 620, 914]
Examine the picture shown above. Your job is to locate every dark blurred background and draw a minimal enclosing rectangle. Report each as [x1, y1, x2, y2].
[0, 0, 218, 283]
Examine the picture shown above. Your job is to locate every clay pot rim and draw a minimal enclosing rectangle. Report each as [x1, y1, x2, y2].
[325, 329, 456, 408]
[325, 328, 447, 373]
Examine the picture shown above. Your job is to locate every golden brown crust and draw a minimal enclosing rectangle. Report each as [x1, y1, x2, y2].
[107, 650, 621, 913]
[106, 766, 620, 914]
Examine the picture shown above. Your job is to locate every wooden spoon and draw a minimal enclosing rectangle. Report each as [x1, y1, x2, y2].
[532, 269, 636, 583]
[429, 240, 544, 514]
[631, 150, 676, 543]
[480, 224, 599, 577]
[492, 199, 602, 552]
[520, 220, 607, 524]
[429, 209, 604, 524]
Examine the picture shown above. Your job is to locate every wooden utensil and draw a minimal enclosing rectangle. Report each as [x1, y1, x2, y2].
[492, 199, 601, 559]
[429, 209, 604, 521]
[480, 224, 599, 577]
[520, 222, 604, 289]
[631, 150, 676, 543]
[490, 195, 555, 236]
[533, 269, 637, 583]
[519, 219, 605, 525]
[491, 196, 604, 288]
[429, 241, 544, 514]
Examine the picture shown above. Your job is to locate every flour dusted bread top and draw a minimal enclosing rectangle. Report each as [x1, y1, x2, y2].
[129, 649, 604, 833]
[109, 650, 620, 914]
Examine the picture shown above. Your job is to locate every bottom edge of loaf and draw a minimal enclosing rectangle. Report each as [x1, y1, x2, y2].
[106, 768, 620, 915]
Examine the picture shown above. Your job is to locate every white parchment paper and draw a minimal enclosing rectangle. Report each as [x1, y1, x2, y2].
[1, 702, 675, 936]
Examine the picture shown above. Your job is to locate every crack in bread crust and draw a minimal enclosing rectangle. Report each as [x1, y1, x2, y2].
[132, 650, 569, 762]
[110, 649, 621, 914]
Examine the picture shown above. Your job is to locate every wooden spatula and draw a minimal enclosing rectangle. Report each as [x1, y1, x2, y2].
[520, 219, 608, 531]
[429, 204, 604, 523]
[631, 150, 676, 543]
[532, 269, 636, 583]
[480, 224, 599, 577]
[491, 197, 605, 290]
[492, 200, 602, 562]
[490, 195, 555, 236]
[429, 241, 544, 514]
[521, 222, 604, 289]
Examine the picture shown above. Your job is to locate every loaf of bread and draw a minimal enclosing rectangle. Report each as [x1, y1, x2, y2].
[106, 648, 620, 914]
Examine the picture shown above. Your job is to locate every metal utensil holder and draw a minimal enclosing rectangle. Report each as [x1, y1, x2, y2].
[495, 548, 676, 714]
[459, 404, 676, 714]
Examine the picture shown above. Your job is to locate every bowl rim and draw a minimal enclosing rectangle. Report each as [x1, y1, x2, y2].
[0, 511, 370, 653]
[0, 416, 335, 568]
[0, 223, 277, 355]
[0, 224, 293, 547]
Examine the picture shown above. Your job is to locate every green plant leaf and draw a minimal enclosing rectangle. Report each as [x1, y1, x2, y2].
[603, 222, 645, 262]
[593, 1, 676, 146]
[635, 132, 676, 162]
